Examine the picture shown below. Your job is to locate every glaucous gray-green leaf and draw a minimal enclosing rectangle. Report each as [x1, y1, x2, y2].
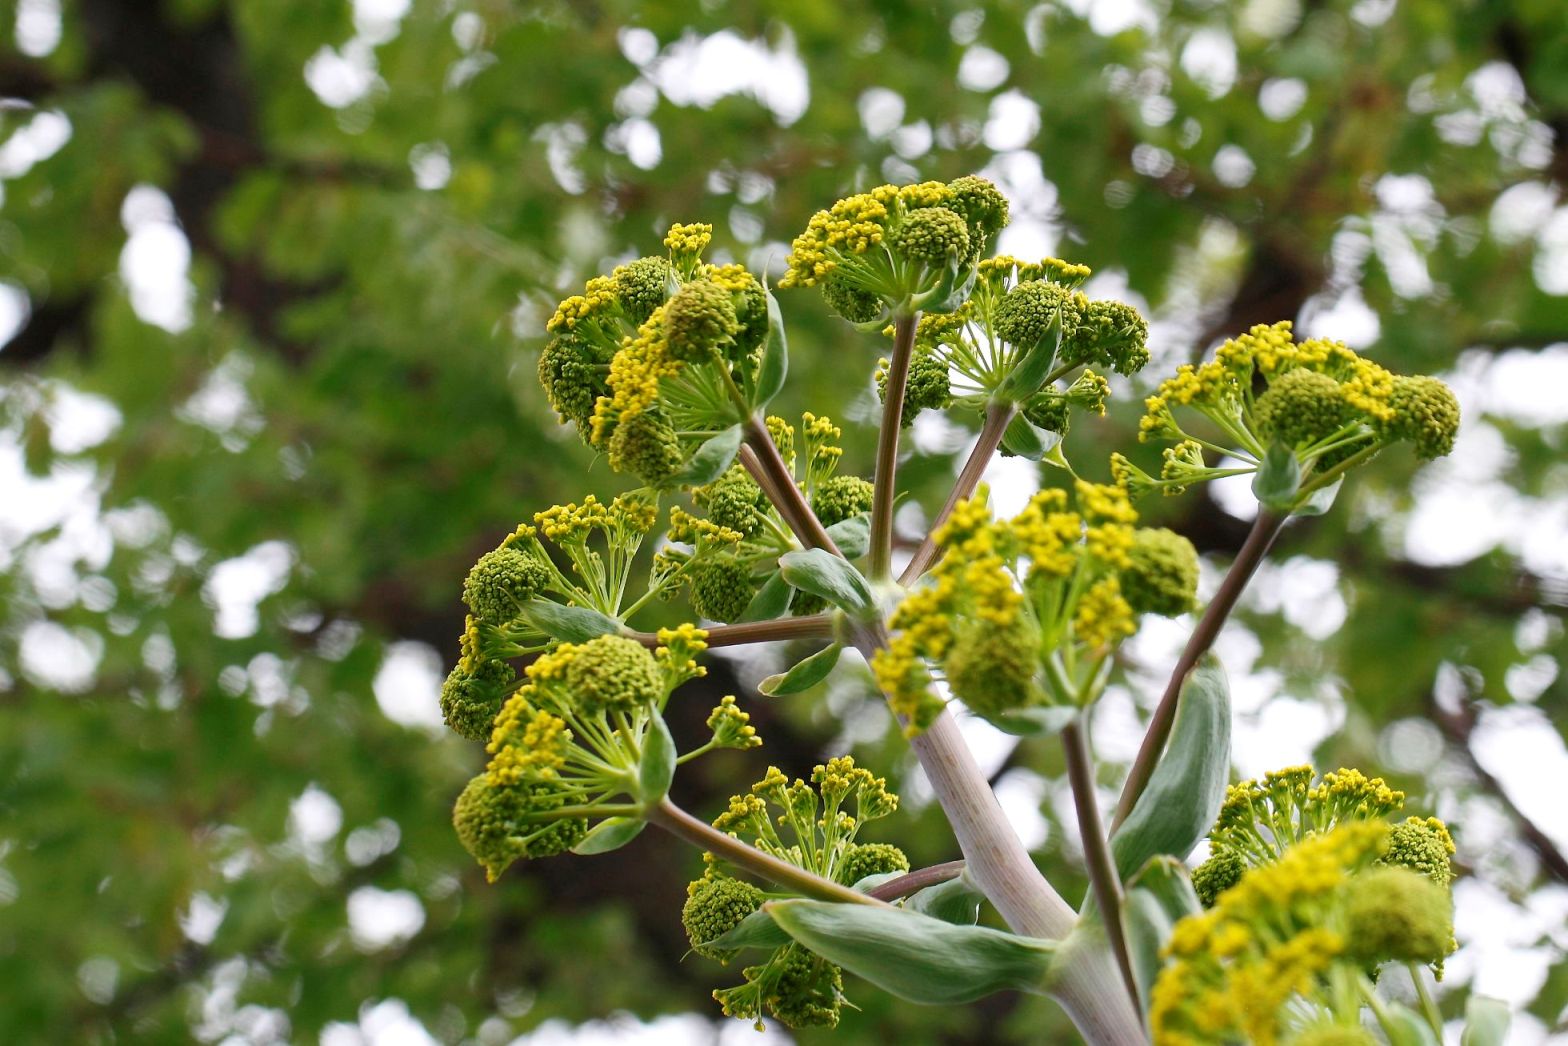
[752, 287, 788, 409]
[1251, 440, 1301, 511]
[668, 425, 743, 488]
[778, 548, 875, 617]
[520, 600, 621, 643]
[825, 514, 871, 558]
[995, 311, 1063, 402]
[704, 907, 792, 953]
[984, 704, 1077, 737]
[1122, 857, 1202, 1010]
[636, 714, 676, 801]
[764, 899, 1056, 1004]
[1380, 1002, 1441, 1046]
[758, 642, 843, 696]
[999, 412, 1062, 461]
[738, 569, 792, 622]
[904, 868, 985, 925]
[571, 816, 646, 855]
[1293, 476, 1343, 516]
[914, 257, 978, 315]
[1461, 996, 1511, 1046]
[1112, 655, 1231, 880]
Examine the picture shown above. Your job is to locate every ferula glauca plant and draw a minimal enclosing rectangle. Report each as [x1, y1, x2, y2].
[437, 177, 1499, 1045]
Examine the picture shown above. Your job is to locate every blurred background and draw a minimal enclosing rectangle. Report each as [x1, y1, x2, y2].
[2, 0, 1566, 1042]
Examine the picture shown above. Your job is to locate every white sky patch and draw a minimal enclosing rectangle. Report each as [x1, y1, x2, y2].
[180, 891, 229, 946]
[1488, 181, 1558, 246]
[983, 90, 1040, 151]
[19, 619, 103, 692]
[347, 886, 426, 951]
[44, 383, 122, 454]
[306, 41, 379, 108]
[322, 998, 439, 1046]
[1258, 77, 1307, 121]
[0, 108, 71, 179]
[203, 541, 294, 639]
[118, 185, 194, 333]
[1297, 286, 1380, 348]
[178, 352, 265, 450]
[1232, 695, 1342, 778]
[0, 281, 27, 349]
[1180, 28, 1237, 99]
[977, 452, 1039, 518]
[408, 142, 451, 190]
[1057, 0, 1159, 37]
[372, 641, 445, 729]
[993, 768, 1051, 850]
[958, 45, 1010, 92]
[1447, 344, 1568, 427]
[606, 117, 661, 170]
[649, 30, 809, 126]
[14, 0, 62, 57]
[289, 784, 344, 848]
[1536, 206, 1568, 296]
[509, 1014, 792, 1046]
[1449, 877, 1560, 1008]
[1212, 144, 1255, 188]
[858, 87, 905, 140]
[1471, 705, 1568, 852]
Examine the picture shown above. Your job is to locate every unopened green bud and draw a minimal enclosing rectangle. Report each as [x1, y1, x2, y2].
[1343, 866, 1453, 967]
[1191, 847, 1246, 908]
[995, 279, 1084, 352]
[943, 616, 1043, 716]
[1253, 369, 1352, 449]
[1023, 393, 1071, 434]
[1381, 816, 1455, 887]
[769, 946, 844, 1029]
[463, 546, 553, 625]
[607, 410, 684, 485]
[538, 335, 611, 431]
[891, 206, 970, 267]
[1382, 375, 1460, 460]
[665, 279, 741, 362]
[1063, 299, 1149, 375]
[690, 555, 758, 624]
[946, 175, 1009, 249]
[810, 474, 874, 528]
[565, 634, 663, 714]
[683, 872, 766, 962]
[821, 272, 883, 324]
[697, 467, 770, 538]
[612, 255, 674, 325]
[837, 842, 910, 886]
[453, 774, 587, 881]
[440, 657, 516, 741]
[1120, 527, 1199, 617]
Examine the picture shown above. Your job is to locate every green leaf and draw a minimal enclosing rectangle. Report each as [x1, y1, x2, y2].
[1122, 857, 1202, 1011]
[1293, 476, 1342, 516]
[764, 899, 1056, 1004]
[825, 514, 871, 558]
[1381, 1002, 1442, 1046]
[636, 714, 676, 801]
[1461, 996, 1511, 1046]
[738, 569, 792, 622]
[704, 907, 791, 953]
[995, 311, 1063, 401]
[778, 548, 875, 617]
[914, 257, 978, 314]
[998, 413, 1062, 461]
[1112, 654, 1231, 880]
[983, 705, 1077, 737]
[570, 816, 646, 855]
[668, 425, 743, 488]
[520, 600, 622, 643]
[1251, 441, 1301, 512]
[904, 869, 985, 925]
[849, 871, 907, 892]
[758, 642, 843, 696]
[751, 287, 788, 409]
[1125, 856, 1202, 920]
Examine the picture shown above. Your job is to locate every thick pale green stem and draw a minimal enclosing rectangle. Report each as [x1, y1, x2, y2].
[870, 313, 917, 580]
[645, 797, 886, 907]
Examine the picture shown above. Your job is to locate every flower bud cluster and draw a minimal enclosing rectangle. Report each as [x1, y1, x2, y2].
[872, 481, 1199, 730]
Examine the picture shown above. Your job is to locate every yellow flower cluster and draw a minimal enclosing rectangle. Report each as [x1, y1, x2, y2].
[1073, 576, 1136, 648]
[533, 493, 654, 543]
[589, 302, 681, 445]
[547, 274, 618, 334]
[782, 182, 960, 288]
[655, 622, 710, 685]
[976, 254, 1092, 288]
[664, 221, 713, 258]
[1152, 822, 1390, 1046]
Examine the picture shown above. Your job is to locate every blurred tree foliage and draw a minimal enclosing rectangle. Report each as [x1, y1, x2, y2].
[1, 0, 1565, 1042]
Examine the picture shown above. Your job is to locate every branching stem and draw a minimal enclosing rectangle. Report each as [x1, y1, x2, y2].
[1111, 507, 1286, 830]
[739, 417, 842, 555]
[626, 614, 833, 650]
[865, 860, 966, 902]
[899, 398, 1016, 584]
[870, 313, 918, 580]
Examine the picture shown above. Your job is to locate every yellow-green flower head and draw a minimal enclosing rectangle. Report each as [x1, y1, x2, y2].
[943, 615, 1044, 716]
[440, 655, 517, 741]
[767, 946, 845, 1029]
[707, 695, 762, 750]
[945, 174, 1010, 250]
[1191, 847, 1246, 908]
[1062, 299, 1150, 376]
[1022, 392, 1071, 435]
[821, 272, 883, 323]
[696, 466, 770, 538]
[1252, 368, 1353, 449]
[810, 474, 874, 527]
[877, 348, 952, 426]
[655, 623, 710, 687]
[1342, 866, 1453, 967]
[836, 842, 910, 886]
[765, 414, 796, 466]
[1120, 527, 1199, 617]
[994, 279, 1086, 352]
[683, 870, 766, 961]
[664, 221, 713, 262]
[611, 255, 675, 325]
[1074, 575, 1137, 648]
[463, 546, 553, 626]
[606, 409, 684, 486]
[453, 774, 587, 881]
[703, 262, 769, 351]
[869, 633, 944, 734]
[538, 335, 613, 432]
[1381, 375, 1461, 460]
[557, 634, 664, 714]
[591, 304, 680, 448]
[1381, 816, 1455, 887]
[690, 554, 758, 624]
[889, 205, 970, 266]
[1066, 368, 1111, 413]
[664, 278, 741, 363]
